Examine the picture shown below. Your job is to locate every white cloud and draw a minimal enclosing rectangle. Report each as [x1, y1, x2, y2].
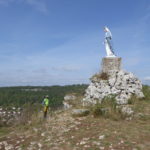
[142, 76, 150, 85]
[0, 0, 48, 13]
[143, 76, 150, 81]
[26, 0, 48, 13]
[52, 66, 81, 72]
[0, 0, 13, 5]
[0, 69, 89, 86]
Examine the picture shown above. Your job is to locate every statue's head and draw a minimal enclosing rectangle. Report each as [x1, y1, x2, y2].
[104, 26, 109, 32]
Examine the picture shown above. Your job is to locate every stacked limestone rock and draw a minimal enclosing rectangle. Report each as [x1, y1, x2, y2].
[83, 57, 144, 106]
[0, 107, 21, 126]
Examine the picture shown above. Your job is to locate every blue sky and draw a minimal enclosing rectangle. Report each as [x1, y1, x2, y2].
[0, 0, 150, 86]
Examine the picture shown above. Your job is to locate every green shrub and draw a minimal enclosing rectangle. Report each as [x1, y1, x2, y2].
[92, 104, 109, 117]
[18, 103, 43, 125]
[0, 84, 88, 108]
[91, 95, 117, 119]
[142, 85, 150, 100]
[128, 95, 138, 104]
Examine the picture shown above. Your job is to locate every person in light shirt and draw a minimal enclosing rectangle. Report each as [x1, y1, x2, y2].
[42, 95, 49, 119]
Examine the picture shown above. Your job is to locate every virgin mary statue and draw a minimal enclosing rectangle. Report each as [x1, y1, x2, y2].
[104, 26, 116, 57]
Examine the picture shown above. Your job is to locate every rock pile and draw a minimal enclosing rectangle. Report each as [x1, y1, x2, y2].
[83, 70, 144, 106]
[63, 94, 77, 109]
[72, 109, 90, 116]
[0, 107, 21, 126]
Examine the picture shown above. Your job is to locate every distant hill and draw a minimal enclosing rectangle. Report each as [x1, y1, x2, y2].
[0, 84, 88, 108]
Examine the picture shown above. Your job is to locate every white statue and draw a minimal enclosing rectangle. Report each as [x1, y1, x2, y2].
[104, 26, 116, 57]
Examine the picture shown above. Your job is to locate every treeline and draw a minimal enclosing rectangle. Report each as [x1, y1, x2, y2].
[0, 84, 88, 108]
[0, 84, 149, 109]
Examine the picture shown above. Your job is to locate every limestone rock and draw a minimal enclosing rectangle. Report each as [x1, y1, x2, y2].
[83, 70, 144, 106]
[72, 109, 90, 116]
[120, 105, 134, 116]
[63, 94, 77, 109]
[63, 101, 72, 109]
[64, 95, 76, 101]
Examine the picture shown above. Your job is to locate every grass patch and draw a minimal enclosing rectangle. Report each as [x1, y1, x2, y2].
[142, 85, 150, 101]
[91, 95, 121, 120]
[0, 127, 12, 137]
[128, 95, 138, 105]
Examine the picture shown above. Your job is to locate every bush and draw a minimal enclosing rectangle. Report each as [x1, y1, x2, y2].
[0, 85, 88, 108]
[128, 95, 138, 104]
[18, 103, 43, 125]
[90, 72, 109, 82]
[142, 85, 150, 100]
[92, 104, 108, 117]
[91, 95, 117, 118]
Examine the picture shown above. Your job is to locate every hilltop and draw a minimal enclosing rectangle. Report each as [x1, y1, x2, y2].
[0, 85, 150, 150]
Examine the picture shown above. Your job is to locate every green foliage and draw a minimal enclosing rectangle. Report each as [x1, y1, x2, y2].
[91, 104, 104, 117]
[0, 84, 88, 108]
[128, 95, 139, 105]
[91, 85, 150, 119]
[0, 127, 11, 136]
[91, 95, 117, 118]
[18, 103, 43, 126]
[142, 85, 150, 100]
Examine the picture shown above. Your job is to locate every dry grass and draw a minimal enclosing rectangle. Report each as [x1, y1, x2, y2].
[90, 72, 109, 82]
[1, 96, 150, 150]
[90, 95, 125, 121]
[0, 85, 150, 150]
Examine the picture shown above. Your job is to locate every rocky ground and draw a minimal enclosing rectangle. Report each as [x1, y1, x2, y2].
[0, 96, 150, 150]
[0, 107, 21, 125]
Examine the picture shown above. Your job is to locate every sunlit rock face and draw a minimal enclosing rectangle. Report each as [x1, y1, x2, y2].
[83, 57, 144, 106]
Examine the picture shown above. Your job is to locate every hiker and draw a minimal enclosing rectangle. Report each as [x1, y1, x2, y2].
[42, 95, 49, 119]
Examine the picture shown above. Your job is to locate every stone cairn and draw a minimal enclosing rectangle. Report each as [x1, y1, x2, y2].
[82, 57, 144, 106]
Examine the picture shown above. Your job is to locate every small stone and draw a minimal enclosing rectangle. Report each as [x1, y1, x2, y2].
[120, 140, 124, 144]
[121, 106, 134, 116]
[33, 128, 38, 132]
[38, 143, 42, 148]
[99, 135, 105, 140]
[30, 141, 36, 145]
[84, 145, 90, 148]
[5, 144, 14, 150]
[16, 141, 20, 144]
[80, 141, 86, 145]
[41, 133, 45, 137]
[93, 141, 101, 146]
[72, 109, 90, 116]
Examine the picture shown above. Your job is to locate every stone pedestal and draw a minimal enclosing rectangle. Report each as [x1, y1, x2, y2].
[101, 57, 121, 73]
[83, 56, 144, 106]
